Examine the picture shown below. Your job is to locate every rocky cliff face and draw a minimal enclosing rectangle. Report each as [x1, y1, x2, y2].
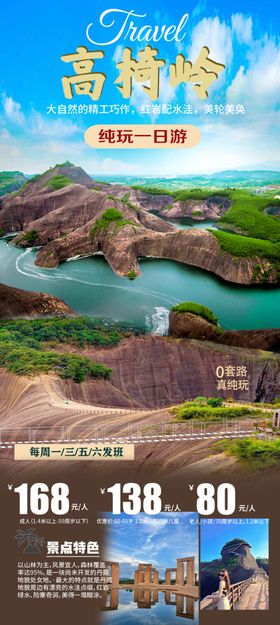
[169, 311, 280, 351]
[160, 195, 232, 220]
[219, 329, 280, 351]
[221, 541, 258, 573]
[90, 182, 172, 212]
[12, 186, 171, 247]
[169, 311, 220, 341]
[92, 184, 232, 219]
[201, 539, 262, 598]
[1, 164, 278, 285]
[0, 283, 74, 318]
[35, 224, 278, 285]
[256, 559, 269, 575]
[54, 336, 280, 407]
[0, 171, 27, 197]
[0, 162, 94, 233]
[0, 165, 174, 248]
[56, 162, 94, 188]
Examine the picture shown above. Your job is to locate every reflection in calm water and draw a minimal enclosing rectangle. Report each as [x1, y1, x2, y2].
[101, 589, 198, 623]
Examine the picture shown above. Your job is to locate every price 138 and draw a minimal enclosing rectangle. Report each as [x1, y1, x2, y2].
[107, 483, 162, 515]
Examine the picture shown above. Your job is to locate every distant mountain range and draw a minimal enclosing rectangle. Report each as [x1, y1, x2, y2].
[1, 167, 279, 197]
[92, 170, 280, 190]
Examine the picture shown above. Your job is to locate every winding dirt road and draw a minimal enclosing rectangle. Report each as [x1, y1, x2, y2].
[0, 370, 264, 474]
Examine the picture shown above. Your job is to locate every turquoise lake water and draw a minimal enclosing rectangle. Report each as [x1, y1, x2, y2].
[0, 239, 279, 332]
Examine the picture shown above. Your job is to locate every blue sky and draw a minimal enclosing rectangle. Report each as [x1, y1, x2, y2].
[201, 519, 269, 562]
[0, 1, 279, 174]
[104, 512, 198, 579]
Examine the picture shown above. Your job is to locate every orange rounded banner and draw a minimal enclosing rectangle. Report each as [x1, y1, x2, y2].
[84, 124, 201, 149]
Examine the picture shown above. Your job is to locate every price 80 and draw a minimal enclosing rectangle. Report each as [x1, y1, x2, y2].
[196, 483, 236, 515]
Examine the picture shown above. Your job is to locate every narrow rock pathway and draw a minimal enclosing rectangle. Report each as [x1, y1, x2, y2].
[235, 577, 269, 610]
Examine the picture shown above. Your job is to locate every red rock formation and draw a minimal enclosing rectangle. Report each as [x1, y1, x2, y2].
[219, 329, 280, 351]
[1, 164, 278, 285]
[169, 311, 280, 351]
[160, 195, 232, 220]
[0, 283, 74, 318]
[169, 311, 220, 341]
[34, 225, 278, 285]
[55, 336, 280, 407]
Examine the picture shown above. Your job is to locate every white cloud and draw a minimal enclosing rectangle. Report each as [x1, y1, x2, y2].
[191, 1, 207, 20]
[0, 107, 143, 174]
[0, 128, 11, 140]
[1, 9, 279, 178]
[181, 16, 232, 103]
[129, 65, 176, 120]
[2, 94, 25, 126]
[40, 139, 84, 155]
[1, 94, 82, 140]
[188, 16, 233, 67]
[129, 79, 150, 113]
[108, 551, 141, 566]
[31, 111, 81, 138]
[159, 66, 177, 102]
[0, 94, 85, 172]
[87, 157, 142, 175]
[113, 41, 177, 118]
[0, 141, 21, 161]
[227, 38, 280, 110]
[113, 44, 123, 63]
[231, 13, 253, 45]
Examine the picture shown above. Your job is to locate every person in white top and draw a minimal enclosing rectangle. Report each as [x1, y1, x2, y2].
[216, 569, 231, 610]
